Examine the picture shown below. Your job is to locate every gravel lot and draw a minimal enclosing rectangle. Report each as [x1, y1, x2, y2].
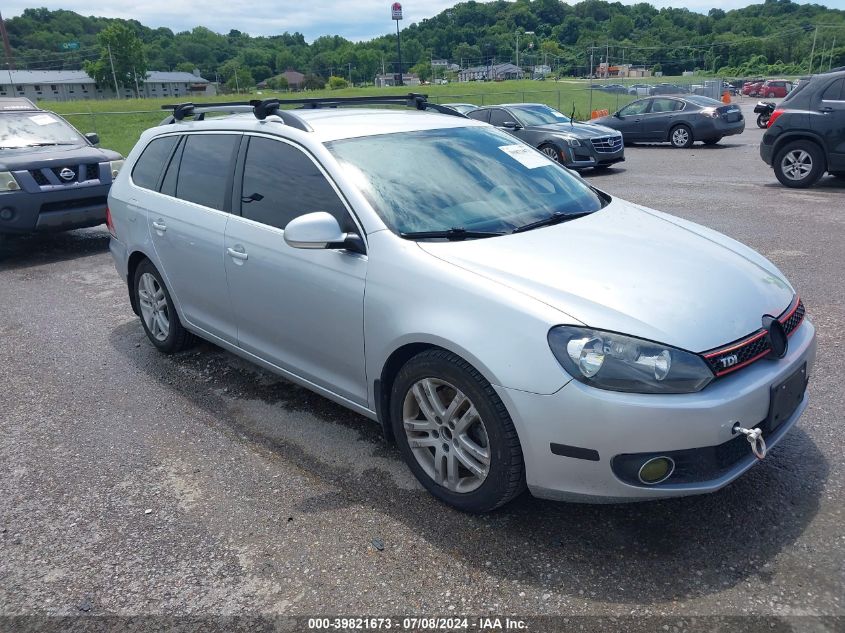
[1, 101, 843, 629]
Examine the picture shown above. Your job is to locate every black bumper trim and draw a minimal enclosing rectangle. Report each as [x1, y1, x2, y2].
[550, 443, 600, 461]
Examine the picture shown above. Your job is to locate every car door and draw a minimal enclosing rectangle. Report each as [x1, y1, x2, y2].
[223, 134, 368, 405]
[642, 98, 683, 141]
[488, 108, 530, 141]
[815, 77, 845, 171]
[614, 99, 650, 141]
[146, 132, 240, 344]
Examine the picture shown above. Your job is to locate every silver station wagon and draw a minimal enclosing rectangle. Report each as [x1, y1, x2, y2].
[108, 95, 816, 513]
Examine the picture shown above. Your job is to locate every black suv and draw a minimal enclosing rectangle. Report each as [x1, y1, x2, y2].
[0, 98, 123, 240]
[760, 69, 845, 188]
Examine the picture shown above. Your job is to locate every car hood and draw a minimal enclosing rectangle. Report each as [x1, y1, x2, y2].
[588, 116, 622, 129]
[529, 121, 620, 139]
[0, 144, 122, 170]
[417, 198, 794, 352]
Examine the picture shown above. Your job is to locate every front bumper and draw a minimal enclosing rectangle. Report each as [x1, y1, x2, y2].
[563, 145, 625, 169]
[496, 319, 816, 502]
[0, 184, 110, 234]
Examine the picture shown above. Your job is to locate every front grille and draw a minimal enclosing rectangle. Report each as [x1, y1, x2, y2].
[51, 166, 78, 183]
[701, 298, 805, 377]
[590, 136, 623, 153]
[29, 169, 49, 186]
[85, 164, 99, 181]
[27, 164, 101, 188]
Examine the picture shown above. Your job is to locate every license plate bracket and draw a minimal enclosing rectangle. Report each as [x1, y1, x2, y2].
[766, 363, 807, 433]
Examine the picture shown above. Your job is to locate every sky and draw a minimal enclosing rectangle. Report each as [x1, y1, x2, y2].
[3, 0, 844, 43]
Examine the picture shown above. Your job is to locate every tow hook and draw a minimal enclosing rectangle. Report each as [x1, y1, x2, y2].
[733, 423, 767, 460]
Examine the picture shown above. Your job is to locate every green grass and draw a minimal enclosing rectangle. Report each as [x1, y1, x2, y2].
[46, 78, 665, 156]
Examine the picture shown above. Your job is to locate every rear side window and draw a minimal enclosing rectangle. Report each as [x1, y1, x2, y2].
[821, 78, 844, 101]
[238, 136, 354, 232]
[131, 135, 178, 190]
[175, 134, 240, 211]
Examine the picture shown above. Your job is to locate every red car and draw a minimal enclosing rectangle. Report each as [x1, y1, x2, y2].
[759, 80, 794, 98]
[742, 81, 763, 96]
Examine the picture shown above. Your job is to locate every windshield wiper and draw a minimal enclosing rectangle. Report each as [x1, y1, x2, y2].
[23, 142, 76, 147]
[511, 211, 593, 234]
[399, 227, 506, 241]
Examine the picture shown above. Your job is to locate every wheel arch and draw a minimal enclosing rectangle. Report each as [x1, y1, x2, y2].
[126, 250, 152, 315]
[771, 132, 826, 162]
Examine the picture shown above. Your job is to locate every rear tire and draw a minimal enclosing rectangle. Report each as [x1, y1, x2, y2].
[133, 259, 196, 354]
[756, 114, 769, 129]
[773, 140, 826, 189]
[669, 124, 693, 148]
[390, 349, 525, 513]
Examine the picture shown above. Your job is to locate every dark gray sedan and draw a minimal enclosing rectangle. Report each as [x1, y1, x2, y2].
[590, 95, 745, 148]
[467, 103, 625, 170]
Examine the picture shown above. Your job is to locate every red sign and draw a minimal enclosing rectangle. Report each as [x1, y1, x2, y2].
[391, 2, 403, 20]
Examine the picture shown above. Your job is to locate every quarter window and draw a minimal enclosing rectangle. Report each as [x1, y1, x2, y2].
[131, 135, 179, 190]
[821, 78, 844, 101]
[175, 134, 240, 211]
[239, 136, 354, 231]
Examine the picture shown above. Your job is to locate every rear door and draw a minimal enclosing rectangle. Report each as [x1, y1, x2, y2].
[816, 77, 845, 171]
[147, 132, 240, 343]
[223, 134, 368, 404]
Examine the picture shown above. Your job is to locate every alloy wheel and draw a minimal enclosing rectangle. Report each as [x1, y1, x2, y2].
[402, 378, 491, 493]
[137, 272, 170, 341]
[541, 146, 560, 162]
[780, 149, 813, 181]
[671, 127, 690, 147]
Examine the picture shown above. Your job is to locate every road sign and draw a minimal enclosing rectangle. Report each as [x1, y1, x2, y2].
[391, 2, 403, 20]
[60, 41, 80, 50]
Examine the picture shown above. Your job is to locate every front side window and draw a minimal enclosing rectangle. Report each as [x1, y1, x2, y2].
[619, 100, 649, 116]
[327, 126, 605, 235]
[239, 136, 354, 231]
[175, 134, 240, 211]
[132, 135, 179, 190]
[488, 109, 513, 127]
[0, 112, 84, 149]
[467, 109, 489, 123]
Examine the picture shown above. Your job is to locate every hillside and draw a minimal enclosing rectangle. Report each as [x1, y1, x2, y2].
[3, 0, 845, 85]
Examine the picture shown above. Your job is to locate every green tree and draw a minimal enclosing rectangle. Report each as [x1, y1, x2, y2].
[410, 60, 432, 82]
[83, 23, 147, 97]
[328, 75, 348, 89]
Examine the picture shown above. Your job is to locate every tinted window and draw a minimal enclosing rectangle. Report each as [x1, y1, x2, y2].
[467, 109, 490, 123]
[488, 109, 511, 126]
[131, 136, 178, 190]
[821, 78, 844, 101]
[239, 136, 353, 232]
[175, 134, 239, 211]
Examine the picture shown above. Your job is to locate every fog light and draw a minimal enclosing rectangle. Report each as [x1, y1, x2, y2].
[638, 456, 675, 484]
[0, 207, 14, 221]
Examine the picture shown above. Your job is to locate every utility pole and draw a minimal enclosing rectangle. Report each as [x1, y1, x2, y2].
[348, 62, 353, 86]
[808, 25, 818, 75]
[606, 42, 610, 78]
[830, 37, 836, 71]
[132, 66, 141, 98]
[107, 43, 121, 99]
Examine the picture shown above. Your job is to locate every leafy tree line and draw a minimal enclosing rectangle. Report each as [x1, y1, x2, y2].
[3, 0, 845, 91]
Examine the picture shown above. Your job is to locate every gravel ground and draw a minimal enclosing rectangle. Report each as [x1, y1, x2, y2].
[0, 101, 843, 629]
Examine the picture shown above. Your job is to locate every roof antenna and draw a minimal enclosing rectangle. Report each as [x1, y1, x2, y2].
[570, 102, 576, 127]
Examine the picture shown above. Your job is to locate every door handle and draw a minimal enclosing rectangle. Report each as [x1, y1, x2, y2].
[227, 246, 248, 261]
[819, 106, 833, 113]
[152, 220, 166, 232]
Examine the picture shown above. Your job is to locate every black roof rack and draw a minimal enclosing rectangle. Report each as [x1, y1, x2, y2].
[159, 93, 465, 130]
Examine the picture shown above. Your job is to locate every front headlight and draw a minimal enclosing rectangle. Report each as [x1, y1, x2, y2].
[0, 171, 21, 192]
[109, 159, 125, 179]
[548, 326, 714, 394]
[564, 137, 581, 146]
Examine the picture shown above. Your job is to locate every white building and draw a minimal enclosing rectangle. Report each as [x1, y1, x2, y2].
[458, 63, 523, 82]
[374, 73, 421, 88]
[0, 69, 215, 101]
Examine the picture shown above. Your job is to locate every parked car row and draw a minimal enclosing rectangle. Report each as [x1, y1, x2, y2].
[742, 79, 795, 98]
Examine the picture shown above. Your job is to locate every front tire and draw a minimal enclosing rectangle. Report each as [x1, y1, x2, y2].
[134, 259, 195, 354]
[773, 140, 826, 189]
[539, 143, 562, 163]
[390, 349, 525, 513]
[669, 124, 693, 148]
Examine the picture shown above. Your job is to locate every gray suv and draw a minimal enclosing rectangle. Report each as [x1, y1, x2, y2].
[0, 98, 123, 240]
[108, 95, 815, 513]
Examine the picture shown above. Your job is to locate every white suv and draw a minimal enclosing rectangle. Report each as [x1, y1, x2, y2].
[108, 96, 815, 512]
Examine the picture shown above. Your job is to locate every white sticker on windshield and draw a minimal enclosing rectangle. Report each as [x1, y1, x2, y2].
[29, 114, 57, 126]
[498, 144, 555, 169]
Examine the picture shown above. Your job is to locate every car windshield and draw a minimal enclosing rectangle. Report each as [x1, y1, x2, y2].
[684, 95, 724, 108]
[508, 104, 571, 126]
[326, 126, 605, 236]
[0, 112, 84, 149]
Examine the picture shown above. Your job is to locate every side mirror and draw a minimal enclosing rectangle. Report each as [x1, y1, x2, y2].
[284, 212, 364, 254]
[85, 132, 100, 145]
[613, 112, 622, 118]
[502, 121, 522, 130]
